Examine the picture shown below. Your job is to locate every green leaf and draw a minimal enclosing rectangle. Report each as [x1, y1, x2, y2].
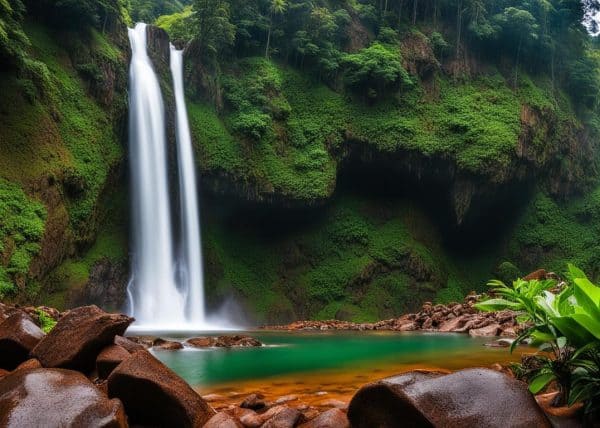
[550, 316, 596, 347]
[573, 278, 600, 319]
[570, 313, 600, 340]
[529, 372, 555, 394]
[474, 298, 521, 312]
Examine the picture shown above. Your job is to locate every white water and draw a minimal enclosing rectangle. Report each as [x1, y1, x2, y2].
[170, 46, 206, 324]
[583, 0, 600, 36]
[127, 23, 186, 327]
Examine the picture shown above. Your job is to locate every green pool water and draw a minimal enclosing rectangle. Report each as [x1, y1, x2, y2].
[150, 331, 514, 388]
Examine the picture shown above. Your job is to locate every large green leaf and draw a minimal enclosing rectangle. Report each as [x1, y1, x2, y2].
[529, 372, 555, 394]
[474, 298, 521, 312]
[570, 313, 600, 340]
[550, 316, 596, 347]
[573, 278, 600, 320]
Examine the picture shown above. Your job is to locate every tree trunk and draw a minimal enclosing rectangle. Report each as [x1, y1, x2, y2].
[265, 12, 273, 59]
[455, 0, 462, 61]
[412, 0, 418, 25]
[514, 36, 522, 88]
[433, 0, 437, 29]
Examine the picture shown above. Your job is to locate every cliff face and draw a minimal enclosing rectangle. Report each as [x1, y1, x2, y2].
[0, 17, 130, 307]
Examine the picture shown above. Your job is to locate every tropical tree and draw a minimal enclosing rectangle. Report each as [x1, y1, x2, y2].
[265, 0, 287, 58]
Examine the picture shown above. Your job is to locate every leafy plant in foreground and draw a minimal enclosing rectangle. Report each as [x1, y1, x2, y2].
[476, 265, 600, 416]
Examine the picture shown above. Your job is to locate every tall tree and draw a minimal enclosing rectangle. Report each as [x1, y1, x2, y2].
[191, 0, 235, 58]
[265, 0, 287, 58]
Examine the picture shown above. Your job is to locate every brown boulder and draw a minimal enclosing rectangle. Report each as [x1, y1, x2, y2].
[348, 368, 550, 428]
[114, 335, 147, 353]
[153, 338, 184, 351]
[469, 323, 501, 337]
[0, 313, 45, 370]
[240, 393, 267, 410]
[107, 350, 215, 427]
[0, 369, 8, 379]
[523, 269, 548, 281]
[15, 358, 42, 371]
[299, 409, 349, 428]
[0, 368, 127, 427]
[262, 406, 302, 428]
[31, 306, 133, 372]
[186, 337, 216, 348]
[97, 345, 131, 379]
[203, 412, 243, 428]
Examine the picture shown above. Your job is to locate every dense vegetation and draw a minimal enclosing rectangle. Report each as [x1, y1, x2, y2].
[477, 266, 600, 422]
[1, 0, 600, 323]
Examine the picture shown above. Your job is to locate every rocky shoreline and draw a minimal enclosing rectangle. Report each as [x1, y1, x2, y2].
[0, 302, 568, 427]
[264, 294, 521, 339]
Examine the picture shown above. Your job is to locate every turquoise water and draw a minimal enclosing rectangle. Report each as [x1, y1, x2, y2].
[150, 331, 511, 387]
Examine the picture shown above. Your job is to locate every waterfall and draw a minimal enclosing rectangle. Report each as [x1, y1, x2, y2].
[126, 23, 186, 327]
[170, 46, 206, 324]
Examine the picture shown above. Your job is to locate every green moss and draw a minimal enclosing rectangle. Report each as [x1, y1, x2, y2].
[0, 178, 46, 297]
[507, 190, 600, 278]
[35, 308, 57, 333]
[205, 192, 491, 323]
[191, 57, 574, 204]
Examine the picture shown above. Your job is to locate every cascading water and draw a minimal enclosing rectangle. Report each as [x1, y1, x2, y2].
[170, 46, 206, 324]
[127, 23, 186, 327]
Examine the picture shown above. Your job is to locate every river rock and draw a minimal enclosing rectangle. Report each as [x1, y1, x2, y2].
[96, 345, 131, 378]
[31, 306, 133, 372]
[114, 335, 147, 353]
[299, 409, 350, 428]
[241, 393, 267, 410]
[0, 369, 8, 379]
[0, 368, 127, 427]
[469, 323, 501, 337]
[347, 368, 550, 428]
[107, 350, 215, 427]
[0, 313, 45, 370]
[153, 338, 184, 351]
[187, 335, 263, 348]
[15, 358, 42, 371]
[203, 412, 243, 428]
[261, 406, 302, 428]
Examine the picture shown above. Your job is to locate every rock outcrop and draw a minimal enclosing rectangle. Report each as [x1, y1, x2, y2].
[96, 345, 131, 379]
[31, 305, 133, 372]
[347, 368, 551, 428]
[107, 350, 215, 427]
[0, 368, 127, 428]
[0, 313, 45, 370]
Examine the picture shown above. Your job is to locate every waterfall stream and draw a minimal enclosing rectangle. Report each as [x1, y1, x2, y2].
[171, 46, 206, 324]
[126, 23, 206, 329]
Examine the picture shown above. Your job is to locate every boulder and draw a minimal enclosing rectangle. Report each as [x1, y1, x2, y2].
[15, 358, 42, 371]
[153, 338, 184, 351]
[347, 368, 551, 428]
[186, 337, 215, 348]
[299, 409, 350, 428]
[0, 368, 127, 427]
[31, 306, 133, 372]
[203, 412, 243, 428]
[469, 323, 501, 337]
[186, 335, 262, 348]
[0, 313, 45, 370]
[96, 345, 131, 379]
[261, 406, 302, 428]
[0, 369, 8, 379]
[114, 335, 147, 353]
[240, 393, 267, 410]
[107, 350, 215, 427]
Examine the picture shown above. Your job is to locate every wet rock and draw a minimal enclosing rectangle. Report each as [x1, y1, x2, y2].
[114, 335, 147, 353]
[240, 393, 267, 410]
[299, 408, 350, 428]
[202, 393, 226, 402]
[203, 412, 243, 428]
[32, 306, 133, 372]
[274, 394, 298, 405]
[187, 337, 215, 347]
[238, 409, 263, 428]
[348, 368, 550, 428]
[107, 350, 215, 427]
[316, 399, 348, 410]
[153, 338, 184, 351]
[15, 358, 42, 371]
[0, 368, 127, 427]
[0, 369, 8, 379]
[469, 323, 501, 337]
[262, 406, 302, 428]
[0, 313, 45, 370]
[126, 336, 155, 348]
[96, 345, 131, 379]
